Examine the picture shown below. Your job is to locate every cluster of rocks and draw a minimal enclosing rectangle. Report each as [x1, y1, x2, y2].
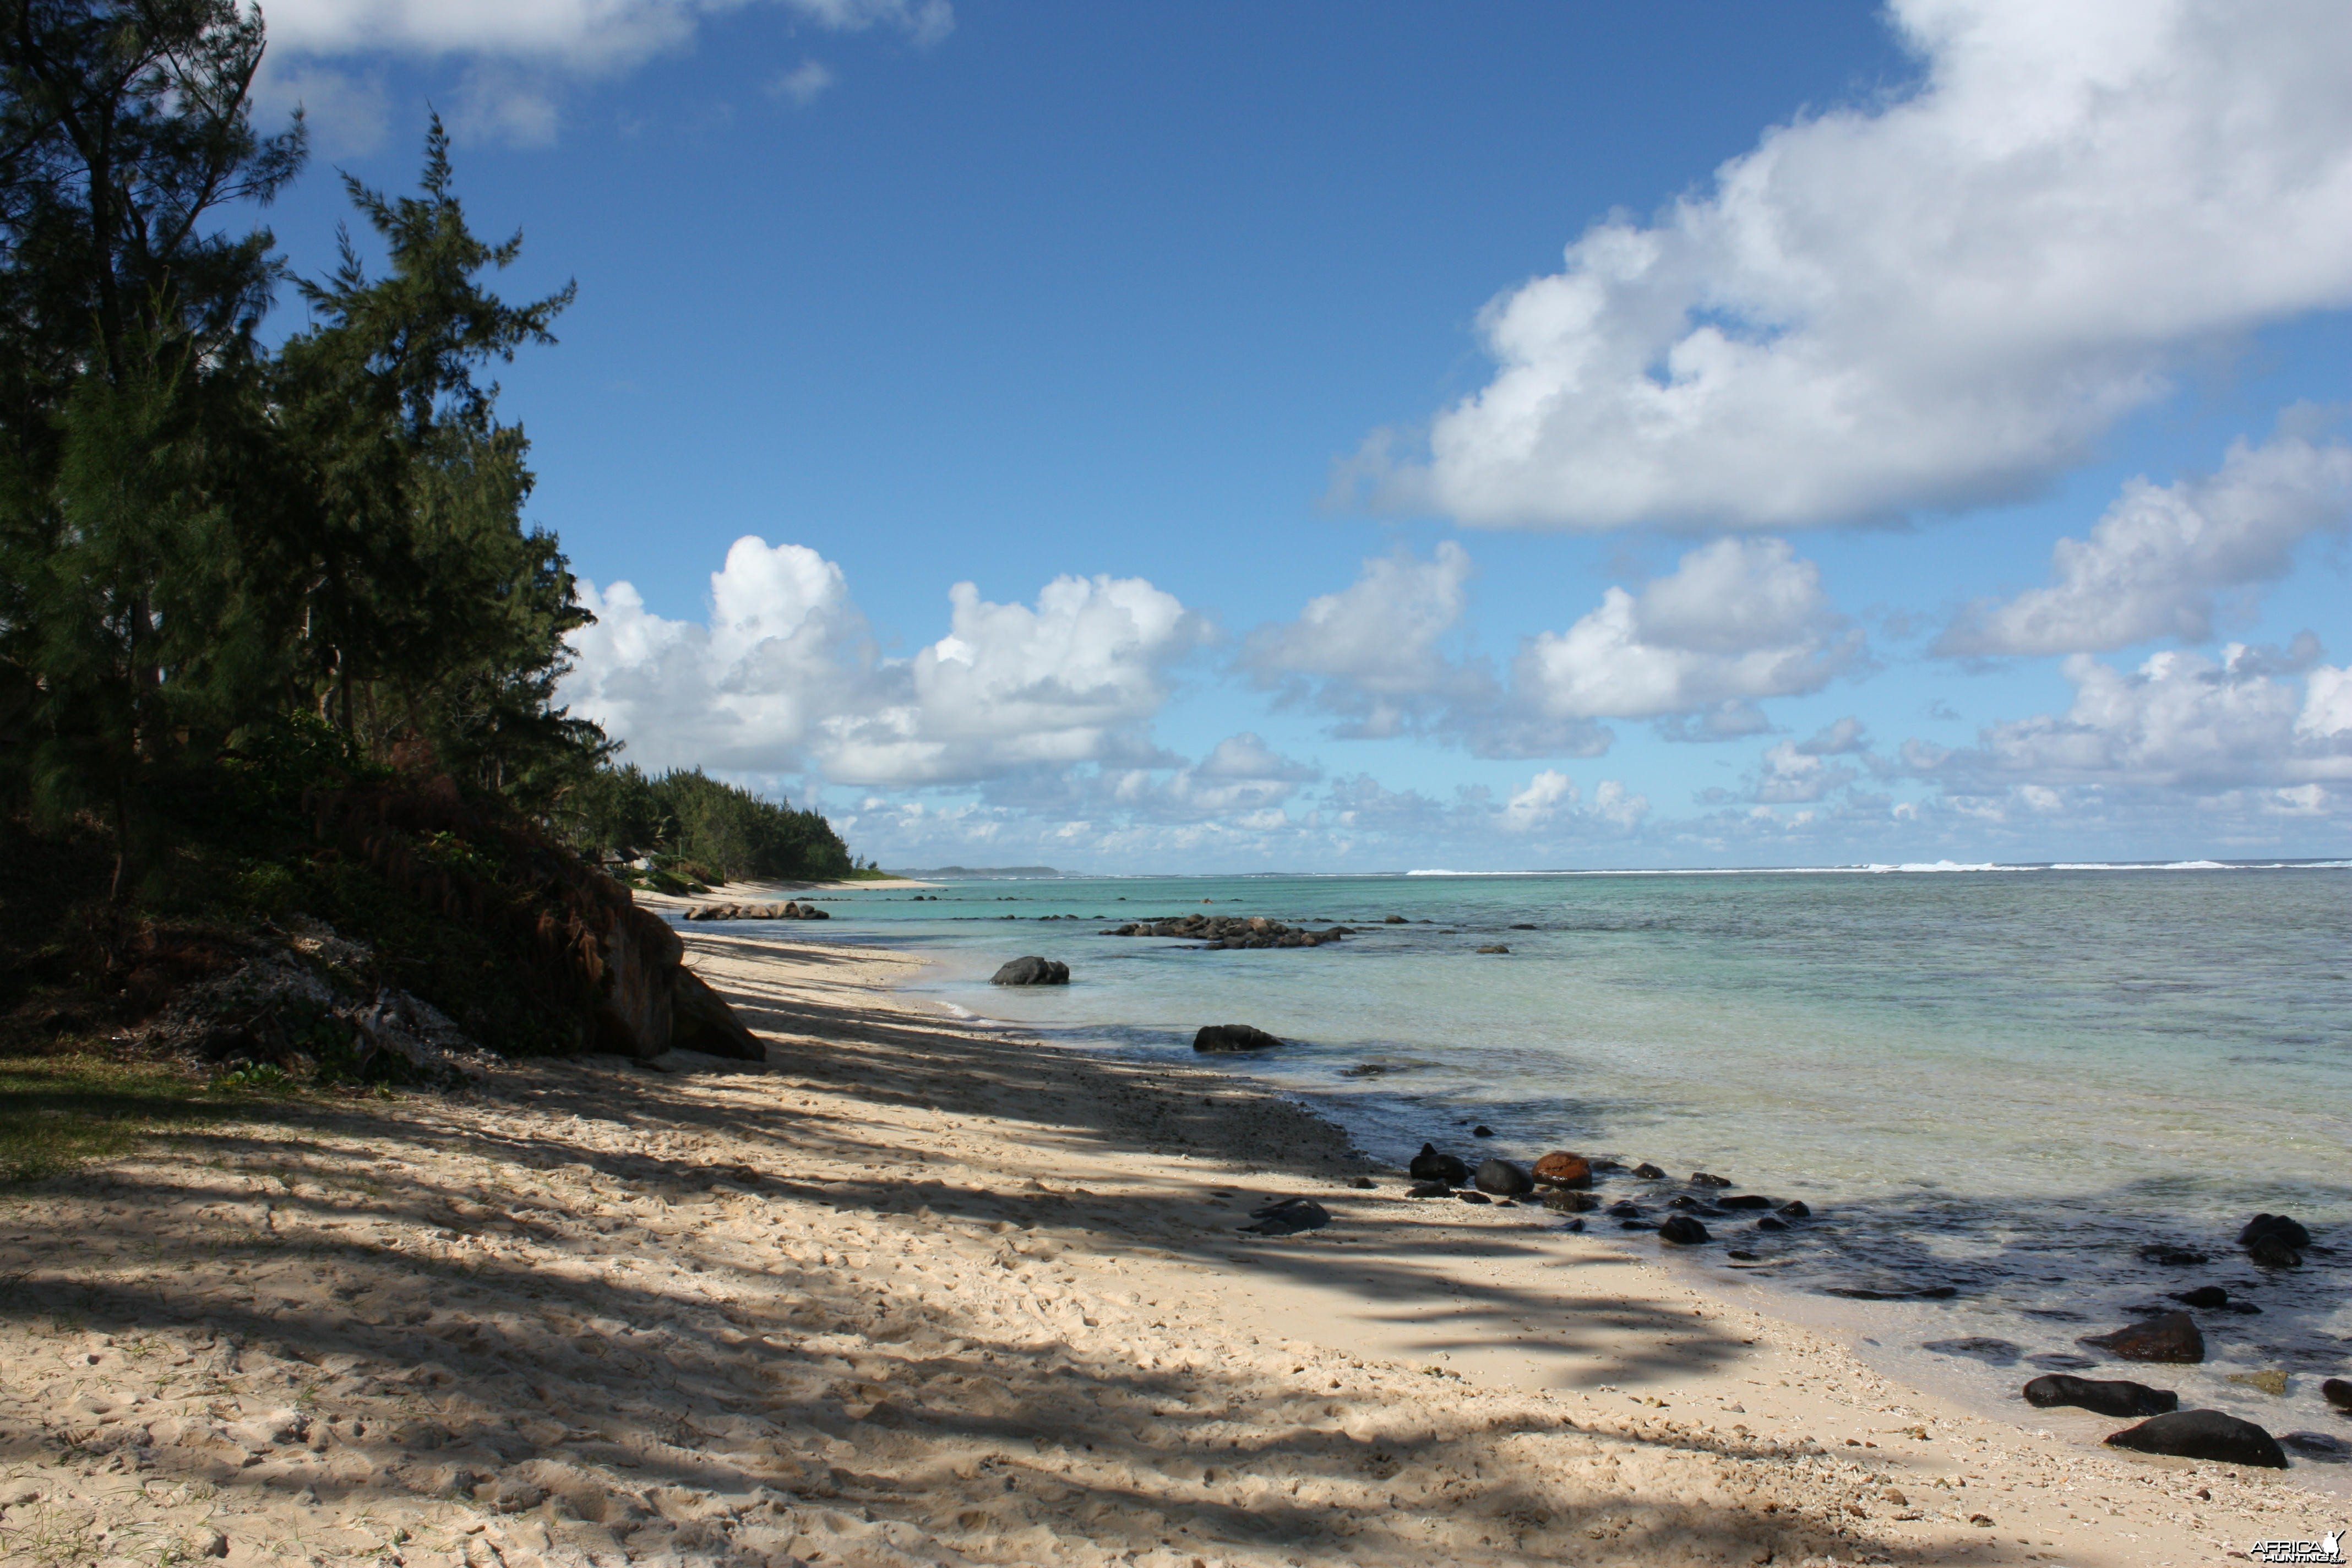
[1100, 913, 1351, 949]
[140, 935, 497, 1088]
[2240, 1212, 2310, 1267]
[1988, 1209, 2329, 1472]
[682, 901, 830, 922]
[1387, 1140, 1817, 1246]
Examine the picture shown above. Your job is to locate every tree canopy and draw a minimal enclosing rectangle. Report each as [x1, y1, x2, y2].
[0, 1, 854, 896]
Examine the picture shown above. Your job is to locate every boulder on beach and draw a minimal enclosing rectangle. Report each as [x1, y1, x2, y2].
[2079, 1310, 2204, 1364]
[670, 968, 767, 1061]
[1408, 1144, 1469, 1186]
[1658, 1215, 1711, 1245]
[2239, 1213, 2311, 1249]
[1541, 1190, 1599, 1213]
[991, 956, 1070, 986]
[1533, 1152, 1593, 1188]
[2022, 1374, 2179, 1418]
[1239, 1197, 1329, 1236]
[1193, 1022, 1281, 1052]
[1473, 1158, 1534, 1197]
[1406, 1181, 1453, 1199]
[2103, 1409, 2286, 1469]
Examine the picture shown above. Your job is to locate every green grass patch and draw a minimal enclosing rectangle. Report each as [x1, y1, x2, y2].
[0, 1054, 246, 1183]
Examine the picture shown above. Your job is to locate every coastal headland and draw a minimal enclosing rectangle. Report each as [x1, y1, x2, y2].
[0, 914, 2324, 1567]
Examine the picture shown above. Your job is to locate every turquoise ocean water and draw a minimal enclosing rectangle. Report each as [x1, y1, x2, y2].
[745, 864, 2352, 1452]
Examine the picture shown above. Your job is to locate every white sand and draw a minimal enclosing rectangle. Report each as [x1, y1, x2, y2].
[0, 923, 2327, 1567]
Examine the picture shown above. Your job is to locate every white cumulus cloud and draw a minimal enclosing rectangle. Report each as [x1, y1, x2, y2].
[560, 535, 1206, 787]
[1514, 537, 1864, 721]
[1937, 433, 2352, 656]
[1915, 641, 2352, 793]
[1245, 536, 1860, 758]
[1355, 0, 2352, 529]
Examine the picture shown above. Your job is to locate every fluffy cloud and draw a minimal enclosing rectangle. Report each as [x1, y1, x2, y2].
[1244, 536, 1859, 759]
[1499, 770, 1648, 834]
[1354, 0, 2352, 529]
[1241, 542, 1491, 739]
[560, 535, 1206, 786]
[262, 0, 950, 68]
[1937, 434, 2352, 656]
[1513, 538, 1864, 722]
[1750, 742, 1860, 804]
[1914, 642, 2352, 793]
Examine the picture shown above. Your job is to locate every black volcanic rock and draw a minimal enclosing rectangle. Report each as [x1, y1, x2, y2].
[2103, 1410, 2286, 1469]
[2023, 1374, 2179, 1418]
[1473, 1158, 1534, 1197]
[1193, 1023, 1281, 1053]
[991, 956, 1070, 986]
[1409, 1144, 1469, 1186]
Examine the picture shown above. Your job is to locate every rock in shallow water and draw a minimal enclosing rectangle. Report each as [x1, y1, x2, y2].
[2103, 1409, 2286, 1469]
[1192, 1022, 1281, 1052]
[2022, 1374, 2178, 1417]
[1777, 1200, 1810, 1218]
[1691, 1172, 1732, 1188]
[2239, 1212, 2312, 1249]
[2246, 1236, 2302, 1268]
[1406, 1181, 1452, 1199]
[1533, 1151, 1592, 1188]
[1409, 1144, 1469, 1185]
[1631, 1163, 1665, 1180]
[1658, 1215, 1711, 1245]
[2323, 1377, 2352, 1413]
[2079, 1311, 2204, 1364]
[1473, 1158, 1533, 1197]
[1541, 1190, 1599, 1213]
[2170, 1285, 2231, 1308]
[991, 956, 1070, 986]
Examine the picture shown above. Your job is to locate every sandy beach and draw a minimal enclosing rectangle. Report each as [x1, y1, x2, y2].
[0, 911, 2328, 1567]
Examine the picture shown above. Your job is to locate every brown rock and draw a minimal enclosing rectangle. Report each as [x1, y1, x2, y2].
[2079, 1310, 2204, 1364]
[1533, 1152, 1593, 1188]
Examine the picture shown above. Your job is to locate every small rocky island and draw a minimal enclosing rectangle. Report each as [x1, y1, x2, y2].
[1101, 913, 1351, 949]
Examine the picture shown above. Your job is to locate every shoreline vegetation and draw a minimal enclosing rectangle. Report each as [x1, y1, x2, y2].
[0, 912, 2326, 1567]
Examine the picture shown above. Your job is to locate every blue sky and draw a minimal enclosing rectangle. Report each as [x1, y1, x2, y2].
[256, 0, 2352, 869]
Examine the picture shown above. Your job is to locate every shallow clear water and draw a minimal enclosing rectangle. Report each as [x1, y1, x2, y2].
[772, 866, 2352, 1452]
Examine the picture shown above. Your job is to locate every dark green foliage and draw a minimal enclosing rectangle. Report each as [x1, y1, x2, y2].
[569, 765, 853, 883]
[0, 4, 870, 1074]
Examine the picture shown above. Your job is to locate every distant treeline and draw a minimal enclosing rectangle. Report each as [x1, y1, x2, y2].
[571, 767, 858, 884]
[0, 1, 858, 896]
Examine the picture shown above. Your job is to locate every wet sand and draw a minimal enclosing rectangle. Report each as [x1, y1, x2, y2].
[0, 921, 2323, 1566]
